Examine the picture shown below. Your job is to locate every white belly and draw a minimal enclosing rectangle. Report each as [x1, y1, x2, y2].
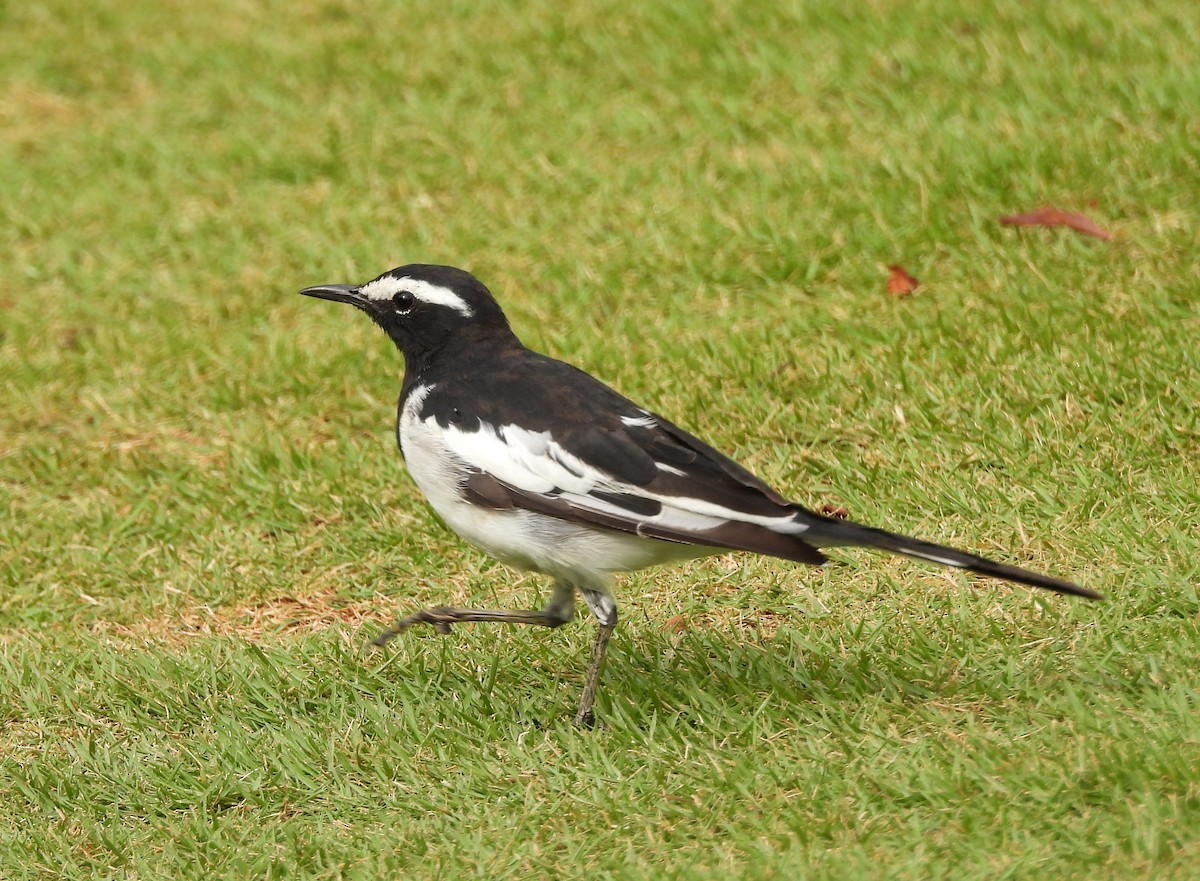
[398, 388, 707, 590]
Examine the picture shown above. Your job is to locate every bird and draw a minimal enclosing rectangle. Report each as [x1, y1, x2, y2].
[299, 264, 1101, 726]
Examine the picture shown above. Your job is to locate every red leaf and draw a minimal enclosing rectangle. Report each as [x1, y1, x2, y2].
[1000, 205, 1111, 240]
[886, 265, 919, 297]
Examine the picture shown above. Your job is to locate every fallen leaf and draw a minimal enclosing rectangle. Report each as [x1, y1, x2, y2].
[664, 615, 688, 632]
[886, 264, 919, 296]
[999, 205, 1111, 240]
[818, 503, 850, 519]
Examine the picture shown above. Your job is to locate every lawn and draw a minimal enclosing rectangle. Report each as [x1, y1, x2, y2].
[2, 0, 1198, 878]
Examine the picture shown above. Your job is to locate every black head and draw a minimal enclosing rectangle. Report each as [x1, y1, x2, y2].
[299, 264, 515, 364]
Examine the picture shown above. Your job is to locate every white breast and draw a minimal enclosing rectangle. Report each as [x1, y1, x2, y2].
[397, 385, 707, 590]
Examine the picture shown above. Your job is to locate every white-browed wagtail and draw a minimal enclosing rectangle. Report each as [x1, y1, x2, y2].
[300, 264, 1100, 726]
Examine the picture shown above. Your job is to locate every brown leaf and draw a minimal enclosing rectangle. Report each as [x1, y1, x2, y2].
[886, 265, 919, 297]
[664, 615, 688, 632]
[999, 205, 1111, 240]
[818, 503, 850, 519]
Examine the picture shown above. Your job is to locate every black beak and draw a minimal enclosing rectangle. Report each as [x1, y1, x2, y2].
[298, 283, 366, 307]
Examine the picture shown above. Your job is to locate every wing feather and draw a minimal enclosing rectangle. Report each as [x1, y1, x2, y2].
[443, 416, 826, 565]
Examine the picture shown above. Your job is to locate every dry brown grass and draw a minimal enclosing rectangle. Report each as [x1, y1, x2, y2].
[89, 586, 394, 644]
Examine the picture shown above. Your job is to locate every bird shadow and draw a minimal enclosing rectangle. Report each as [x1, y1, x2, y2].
[362, 616, 1054, 734]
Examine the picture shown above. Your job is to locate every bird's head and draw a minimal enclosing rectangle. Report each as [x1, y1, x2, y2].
[299, 264, 514, 362]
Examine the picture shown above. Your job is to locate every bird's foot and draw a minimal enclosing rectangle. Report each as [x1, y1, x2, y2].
[371, 603, 572, 647]
[372, 606, 460, 645]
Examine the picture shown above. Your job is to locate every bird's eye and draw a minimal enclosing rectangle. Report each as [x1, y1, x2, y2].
[394, 291, 415, 314]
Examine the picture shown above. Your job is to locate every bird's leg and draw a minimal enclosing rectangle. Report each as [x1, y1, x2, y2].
[371, 579, 576, 645]
[574, 588, 619, 728]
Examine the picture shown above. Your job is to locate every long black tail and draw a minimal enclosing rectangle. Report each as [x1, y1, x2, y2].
[800, 514, 1102, 600]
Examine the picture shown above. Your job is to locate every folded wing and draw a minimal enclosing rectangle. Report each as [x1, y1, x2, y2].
[443, 408, 827, 565]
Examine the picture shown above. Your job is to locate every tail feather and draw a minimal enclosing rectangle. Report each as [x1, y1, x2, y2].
[800, 514, 1102, 600]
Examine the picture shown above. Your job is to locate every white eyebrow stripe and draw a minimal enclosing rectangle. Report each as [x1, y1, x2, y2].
[359, 276, 474, 317]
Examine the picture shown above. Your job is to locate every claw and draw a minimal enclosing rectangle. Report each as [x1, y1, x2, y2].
[370, 629, 400, 647]
[372, 608, 455, 644]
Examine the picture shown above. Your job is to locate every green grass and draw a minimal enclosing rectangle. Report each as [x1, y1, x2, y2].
[2, 0, 1198, 877]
